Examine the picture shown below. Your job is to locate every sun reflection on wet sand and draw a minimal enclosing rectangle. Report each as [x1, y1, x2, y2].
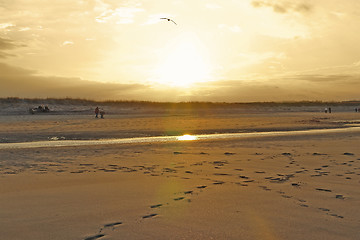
[1, 127, 360, 149]
[177, 134, 198, 141]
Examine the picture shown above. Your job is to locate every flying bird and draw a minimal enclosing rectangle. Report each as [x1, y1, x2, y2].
[160, 18, 177, 25]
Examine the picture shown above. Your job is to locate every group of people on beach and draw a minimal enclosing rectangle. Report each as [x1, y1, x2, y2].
[324, 107, 332, 113]
[94, 107, 105, 118]
[29, 105, 50, 114]
[324, 107, 360, 113]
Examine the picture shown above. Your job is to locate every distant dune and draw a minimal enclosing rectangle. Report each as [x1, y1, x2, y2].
[1, 97, 360, 115]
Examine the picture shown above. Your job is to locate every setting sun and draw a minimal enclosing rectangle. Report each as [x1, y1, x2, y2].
[152, 33, 212, 87]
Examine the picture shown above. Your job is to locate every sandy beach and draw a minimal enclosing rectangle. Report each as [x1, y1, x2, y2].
[1, 107, 360, 240]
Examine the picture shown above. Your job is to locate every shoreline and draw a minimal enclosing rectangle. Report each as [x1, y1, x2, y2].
[1, 111, 360, 144]
[1, 125, 360, 149]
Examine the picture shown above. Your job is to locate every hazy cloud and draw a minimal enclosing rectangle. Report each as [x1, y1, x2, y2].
[284, 74, 359, 84]
[0, 37, 23, 58]
[0, 52, 15, 58]
[95, 7, 144, 24]
[2, 62, 360, 102]
[143, 14, 171, 25]
[0, 37, 16, 50]
[0, 62, 36, 76]
[0, 23, 15, 29]
[62, 41, 74, 46]
[251, 0, 312, 14]
[187, 74, 360, 102]
[0, 63, 183, 101]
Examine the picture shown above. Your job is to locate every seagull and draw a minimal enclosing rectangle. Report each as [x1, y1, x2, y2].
[160, 18, 177, 25]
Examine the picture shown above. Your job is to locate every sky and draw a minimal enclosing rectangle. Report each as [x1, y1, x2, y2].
[1, 0, 360, 102]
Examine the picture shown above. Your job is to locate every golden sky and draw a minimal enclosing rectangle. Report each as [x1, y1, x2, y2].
[1, 0, 360, 102]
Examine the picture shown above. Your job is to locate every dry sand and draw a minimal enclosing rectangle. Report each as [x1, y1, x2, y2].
[1, 110, 360, 239]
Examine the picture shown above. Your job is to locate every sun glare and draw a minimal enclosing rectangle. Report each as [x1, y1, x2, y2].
[153, 33, 212, 87]
[177, 134, 197, 141]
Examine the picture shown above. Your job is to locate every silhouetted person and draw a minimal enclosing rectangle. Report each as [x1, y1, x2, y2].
[95, 107, 99, 118]
[100, 110, 105, 119]
[329, 107, 332, 113]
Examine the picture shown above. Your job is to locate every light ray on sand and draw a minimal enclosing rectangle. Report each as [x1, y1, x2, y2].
[177, 134, 197, 141]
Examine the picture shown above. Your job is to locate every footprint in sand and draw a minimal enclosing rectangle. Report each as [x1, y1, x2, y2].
[3, 171, 18, 175]
[328, 213, 344, 219]
[234, 182, 248, 186]
[313, 153, 327, 156]
[212, 161, 228, 166]
[90, 221, 123, 237]
[213, 181, 225, 185]
[142, 213, 158, 219]
[103, 222, 122, 228]
[84, 234, 105, 240]
[319, 207, 330, 212]
[174, 166, 185, 169]
[234, 168, 244, 171]
[70, 170, 87, 174]
[162, 168, 177, 173]
[214, 173, 231, 176]
[243, 180, 254, 183]
[335, 194, 345, 200]
[315, 188, 332, 192]
[259, 186, 271, 191]
[174, 197, 185, 201]
[310, 174, 322, 177]
[150, 204, 163, 209]
[268, 175, 294, 183]
[224, 152, 235, 155]
[108, 164, 118, 167]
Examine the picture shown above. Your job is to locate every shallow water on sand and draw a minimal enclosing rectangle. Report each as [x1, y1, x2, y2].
[1, 127, 360, 149]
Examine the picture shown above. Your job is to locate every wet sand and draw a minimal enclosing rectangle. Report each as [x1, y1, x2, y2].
[1, 111, 360, 239]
